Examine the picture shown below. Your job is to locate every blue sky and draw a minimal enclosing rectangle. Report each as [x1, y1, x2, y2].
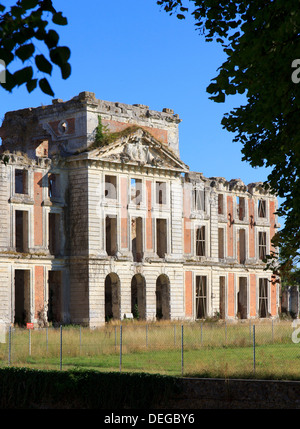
[0, 0, 272, 187]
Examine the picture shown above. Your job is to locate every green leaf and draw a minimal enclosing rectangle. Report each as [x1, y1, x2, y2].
[15, 44, 35, 62]
[50, 46, 70, 65]
[13, 66, 33, 86]
[52, 11, 68, 26]
[60, 62, 71, 79]
[44, 29, 59, 49]
[26, 78, 37, 93]
[38, 77, 54, 96]
[38, 0, 55, 13]
[20, 0, 39, 9]
[35, 54, 52, 74]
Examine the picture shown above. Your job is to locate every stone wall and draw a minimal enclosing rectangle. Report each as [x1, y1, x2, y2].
[168, 377, 300, 409]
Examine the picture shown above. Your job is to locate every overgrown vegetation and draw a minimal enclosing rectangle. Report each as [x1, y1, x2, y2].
[76, 115, 141, 154]
[1, 320, 299, 380]
[0, 367, 180, 408]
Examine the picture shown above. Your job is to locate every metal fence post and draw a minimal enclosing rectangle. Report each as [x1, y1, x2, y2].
[253, 325, 256, 374]
[8, 326, 11, 366]
[79, 326, 82, 354]
[174, 325, 176, 347]
[200, 323, 203, 345]
[119, 325, 122, 372]
[60, 325, 62, 371]
[29, 328, 31, 356]
[181, 325, 184, 375]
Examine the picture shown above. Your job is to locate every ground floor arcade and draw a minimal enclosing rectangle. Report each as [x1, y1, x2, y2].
[0, 260, 279, 327]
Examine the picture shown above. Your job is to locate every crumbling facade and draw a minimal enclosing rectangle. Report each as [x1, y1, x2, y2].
[0, 92, 280, 327]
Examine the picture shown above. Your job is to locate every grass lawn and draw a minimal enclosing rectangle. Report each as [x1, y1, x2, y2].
[1, 321, 299, 380]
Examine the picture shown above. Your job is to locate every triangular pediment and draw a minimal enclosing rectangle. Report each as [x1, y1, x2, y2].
[84, 127, 189, 172]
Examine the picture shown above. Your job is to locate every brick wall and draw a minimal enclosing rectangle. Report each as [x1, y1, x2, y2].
[185, 271, 193, 317]
[34, 266, 44, 319]
[102, 119, 169, 145]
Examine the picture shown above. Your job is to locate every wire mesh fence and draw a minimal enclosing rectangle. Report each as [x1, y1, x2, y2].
[0, 319, 299, 378]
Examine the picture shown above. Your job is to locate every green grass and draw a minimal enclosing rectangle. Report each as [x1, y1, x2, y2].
[1, 320, 299, 380]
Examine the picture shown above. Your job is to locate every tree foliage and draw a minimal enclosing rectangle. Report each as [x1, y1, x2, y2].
[0, 0, 71, 96]
[157, 0, 300, 273]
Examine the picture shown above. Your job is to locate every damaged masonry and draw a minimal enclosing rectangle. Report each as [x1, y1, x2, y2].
[0, 91, 280, 327]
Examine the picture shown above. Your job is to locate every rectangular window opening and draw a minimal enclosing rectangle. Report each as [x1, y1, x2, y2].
[15, 210, 29, 253]
[105, 175, 117, 199]
[106, 215, 118, 256]
[218, 194, 224, 215]
[219, 276, 226, 319]
[49, 213, 60, 256]
[48, 271, 63, 324]
[258, 199, 266, 218]
[237, 197, 245, 220]
[48, 173, 60, 198]
[239, 229, 246, 264]
[238, 277, 247, 319]
[15, 169, 28, 194]
[132, 217, 143, 262]
[131, 178, 142, 205]
[218, 228, 224, 259]
[258, 231, 267, 260]
[14, 269, 30, 325]
[259, 278, 268, 318]
[196, 226, 205, 256]
[156, 181, 166, 205]
[194, 188, 205, 211]
[196, 276, 207, 319]
[156, 218, 167, 258]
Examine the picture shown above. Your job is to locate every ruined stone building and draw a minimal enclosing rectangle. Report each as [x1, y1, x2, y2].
[0, 91, 280, 327]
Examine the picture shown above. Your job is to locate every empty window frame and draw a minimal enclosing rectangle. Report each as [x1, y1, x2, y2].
[130, 178, 142, 205]
[131, 217, 143, 262]
[219, 276, 226, 319]
[258, 199, 267, 218]
[237, 197, 245, 221]
[48, 173, 60, 198]
[218, 194, 224, 215]
[156, 181, 167, 205]
[14, 269, 30, 325]
[258, 231, 267, 260]
[239, 229, 246, 264]
[259, 278, 269, 318]
[104, 175, 117, 199]
[218, 228, 225, 259]
[15, 169, 28, 194]
[15, 210, 29, 252]
[196, 276, 207, 319]
[48, 271, 63, 324]
[105, 215, 118, 256]
[49, 213, 60, 256]
[238, 277, 248, 319]
[156, 218, 167, 258]
[196, 226, 205, 257]
[193, 188, 205, 212]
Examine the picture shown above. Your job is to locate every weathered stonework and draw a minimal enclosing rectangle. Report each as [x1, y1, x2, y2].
[0, 92, 279, 327]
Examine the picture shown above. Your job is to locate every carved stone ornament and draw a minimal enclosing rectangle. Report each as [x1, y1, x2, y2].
[120, 136, 163, 167]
